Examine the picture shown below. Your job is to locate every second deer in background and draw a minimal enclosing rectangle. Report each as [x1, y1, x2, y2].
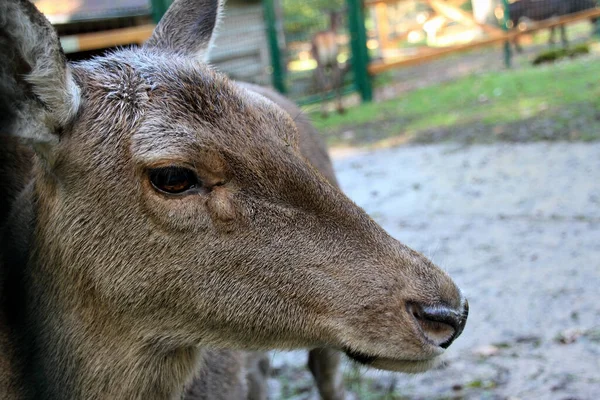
[311, 10, 350, 117]
[504, 0, 599, 52]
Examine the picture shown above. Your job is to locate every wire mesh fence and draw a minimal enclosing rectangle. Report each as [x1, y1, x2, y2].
[278, 0, 357, 104]
[208, 1, 273, 87]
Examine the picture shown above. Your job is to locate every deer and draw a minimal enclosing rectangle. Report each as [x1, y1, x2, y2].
[502, 0, 598, 53]
[0, 0, 468, 399]
[311, 10, 349, 117]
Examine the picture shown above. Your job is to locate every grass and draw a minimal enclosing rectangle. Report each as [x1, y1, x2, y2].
[308, 50, 600, 148]
[532, 43, 590, 65]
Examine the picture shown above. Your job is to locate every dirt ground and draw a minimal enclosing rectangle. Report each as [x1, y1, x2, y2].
[267, 142, 600, 399]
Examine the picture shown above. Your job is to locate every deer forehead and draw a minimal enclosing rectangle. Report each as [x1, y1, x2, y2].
[72, 50, 299, 166]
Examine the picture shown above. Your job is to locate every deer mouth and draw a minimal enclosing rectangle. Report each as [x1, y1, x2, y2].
[343, 348, 440, 373]
[343, 300, 468, 373]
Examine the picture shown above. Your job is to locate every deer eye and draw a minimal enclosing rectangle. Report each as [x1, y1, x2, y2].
[148, 167, 200, 194]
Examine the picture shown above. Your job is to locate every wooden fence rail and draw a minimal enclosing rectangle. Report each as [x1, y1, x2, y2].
[59, 24, 155, 53]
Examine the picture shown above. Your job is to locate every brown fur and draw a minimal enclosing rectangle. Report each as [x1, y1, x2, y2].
[0, 1, 467, 399]
[184, 350, 249, 399]
[183, 350, 270, 400]
[181, 84, 345, 400]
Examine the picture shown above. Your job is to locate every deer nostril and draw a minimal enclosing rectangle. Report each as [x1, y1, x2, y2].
[407, 300, 468, 349]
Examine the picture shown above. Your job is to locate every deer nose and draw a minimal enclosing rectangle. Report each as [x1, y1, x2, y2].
[407, 299, 468, 349]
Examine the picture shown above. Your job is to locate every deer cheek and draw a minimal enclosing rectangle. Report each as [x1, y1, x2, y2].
[207, 187, 237, 224]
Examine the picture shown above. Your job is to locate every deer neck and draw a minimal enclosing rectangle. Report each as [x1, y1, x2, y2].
[4, 185, 202, 400]
[329, 13, 338, 32]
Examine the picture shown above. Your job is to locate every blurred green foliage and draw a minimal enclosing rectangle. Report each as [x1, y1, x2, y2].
[281, 0, 345, 40]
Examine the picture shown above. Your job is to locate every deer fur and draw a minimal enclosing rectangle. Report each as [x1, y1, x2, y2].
[182, 350, 264, 400]
[183, 83, 346, 400]
[0, 0, 467, 399]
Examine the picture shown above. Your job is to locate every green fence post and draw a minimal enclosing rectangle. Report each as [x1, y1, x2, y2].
[346, 0, 372, 102]
[501, 0, 512, 68]
[595, 0, 600, 37]
[263, 0, 286, 94]
[150, 0, 171, 23]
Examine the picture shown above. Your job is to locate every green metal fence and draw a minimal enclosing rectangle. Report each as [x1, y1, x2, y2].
[150, 0, 376, 104]
[43, 0, 600, 108]
[347, 0, 372, 101]
[151, 0, 171, 23]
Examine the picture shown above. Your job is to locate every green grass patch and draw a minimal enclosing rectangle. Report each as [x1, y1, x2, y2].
[308, 55, 600, 148]
[532, 43, 590, 65]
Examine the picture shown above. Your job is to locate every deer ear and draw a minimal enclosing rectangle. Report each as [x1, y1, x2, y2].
[144, 0, 223, 61]
[0, 0, 81, 160]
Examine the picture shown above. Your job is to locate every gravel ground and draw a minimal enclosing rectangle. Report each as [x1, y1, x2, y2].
[268, 142, 600, 400]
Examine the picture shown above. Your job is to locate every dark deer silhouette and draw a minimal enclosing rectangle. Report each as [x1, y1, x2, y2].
[505, 0, 598, 52]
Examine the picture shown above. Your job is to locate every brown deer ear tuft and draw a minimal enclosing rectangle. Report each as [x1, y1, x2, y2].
[144, 0, 223, 62]
[0, 0, 80, 164]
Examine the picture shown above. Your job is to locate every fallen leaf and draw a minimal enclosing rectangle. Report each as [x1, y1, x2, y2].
[472, 344, 500, 357]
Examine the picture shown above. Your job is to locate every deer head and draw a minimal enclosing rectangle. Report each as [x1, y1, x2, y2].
[1, 0, 467, 397]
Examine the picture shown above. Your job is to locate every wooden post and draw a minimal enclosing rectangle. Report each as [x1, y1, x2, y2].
[374, 3, 390, 52]
[347, 0, 373, 102]
[427, 0, 504, 36]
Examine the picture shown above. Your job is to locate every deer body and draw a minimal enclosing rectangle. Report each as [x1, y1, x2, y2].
[505, 0, 598, 52]
[0, 1, 468, 399]
[311, 11, 347, 117]
[312, 33, 339, 69]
